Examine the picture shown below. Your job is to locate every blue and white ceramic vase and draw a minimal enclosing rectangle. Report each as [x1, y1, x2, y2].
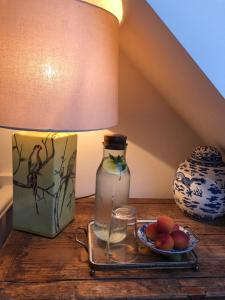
[173, 146, 225, 222]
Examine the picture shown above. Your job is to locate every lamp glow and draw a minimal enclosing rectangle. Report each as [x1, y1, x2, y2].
[80, 0, 123, 22]
[42, 64, 57, 80]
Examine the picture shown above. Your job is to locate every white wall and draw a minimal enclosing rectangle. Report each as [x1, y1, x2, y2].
[0, 51, 202, 198]
[114, 51, 202, 198]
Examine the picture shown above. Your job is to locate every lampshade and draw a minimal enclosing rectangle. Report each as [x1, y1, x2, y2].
[0, 0, 118, 132]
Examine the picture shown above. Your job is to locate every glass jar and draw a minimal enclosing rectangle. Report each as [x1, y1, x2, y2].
[93, 134, 130, 241]
[106, 205, 138, 263]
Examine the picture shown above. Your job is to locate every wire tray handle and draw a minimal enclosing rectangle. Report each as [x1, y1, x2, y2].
[75, 226, 88, 252]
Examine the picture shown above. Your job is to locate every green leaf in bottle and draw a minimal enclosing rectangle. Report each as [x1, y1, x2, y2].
[103, 153, 127, 177]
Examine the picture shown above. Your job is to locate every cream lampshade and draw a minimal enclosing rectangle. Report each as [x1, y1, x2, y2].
[0, 0, 119, 131]
[0, 0, 119, 238]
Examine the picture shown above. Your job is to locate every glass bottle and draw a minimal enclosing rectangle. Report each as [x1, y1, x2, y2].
[93, 134, 130, 241]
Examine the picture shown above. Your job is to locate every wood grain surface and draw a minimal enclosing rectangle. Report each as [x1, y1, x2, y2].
[0, 198, 225, 300]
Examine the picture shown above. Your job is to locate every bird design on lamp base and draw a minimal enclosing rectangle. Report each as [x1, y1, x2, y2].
[27, 144, 43, 214]
[12, 132, 77, 237]
[13, 135, 55, 215]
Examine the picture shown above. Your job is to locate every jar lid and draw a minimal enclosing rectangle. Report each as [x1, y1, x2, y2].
[189, 146, 225, 167]
[104, 134, 127, 150]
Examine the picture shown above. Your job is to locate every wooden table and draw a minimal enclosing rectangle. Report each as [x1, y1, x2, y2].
[0, 198, 225, 300]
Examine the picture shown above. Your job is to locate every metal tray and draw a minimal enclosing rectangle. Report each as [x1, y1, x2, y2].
[75, 220, 199, 276]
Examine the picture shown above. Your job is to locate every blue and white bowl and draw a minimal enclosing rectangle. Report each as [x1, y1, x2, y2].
[137, 223, 198, 255]
[173, 146, 225, 222]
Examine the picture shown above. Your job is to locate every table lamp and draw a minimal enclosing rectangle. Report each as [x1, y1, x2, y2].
[0, 0, 120, 237]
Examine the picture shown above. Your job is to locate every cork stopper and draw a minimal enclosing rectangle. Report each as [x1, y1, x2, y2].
[104, 134, 127, 150]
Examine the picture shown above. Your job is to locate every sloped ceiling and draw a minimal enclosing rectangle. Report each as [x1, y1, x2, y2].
[120, 0, 225, 153]
[147, 0, 225, 99]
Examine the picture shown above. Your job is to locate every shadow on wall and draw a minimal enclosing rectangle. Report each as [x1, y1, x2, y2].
[113, 51, 203, 169]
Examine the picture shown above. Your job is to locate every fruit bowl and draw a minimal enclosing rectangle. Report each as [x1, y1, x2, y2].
[137, 222, 199, 256]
